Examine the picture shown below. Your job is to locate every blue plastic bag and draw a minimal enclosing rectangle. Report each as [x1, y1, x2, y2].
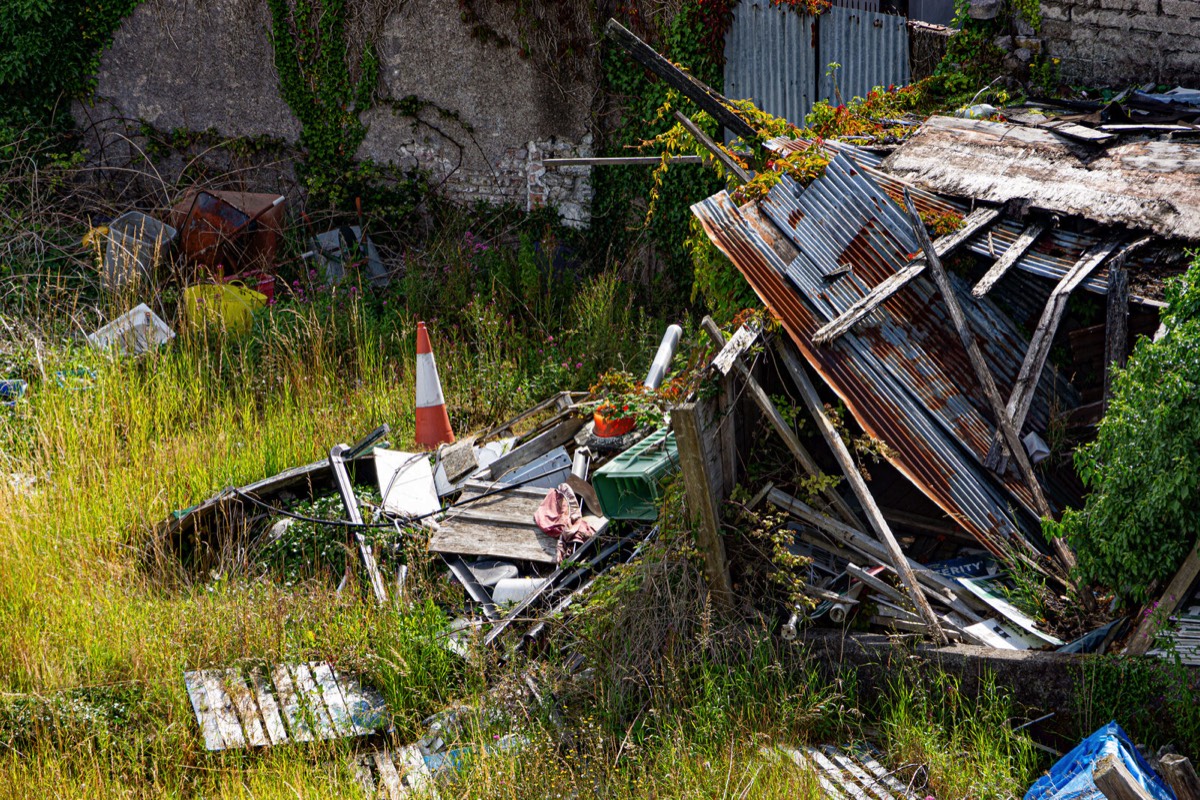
[1024, 721, 1176, 800]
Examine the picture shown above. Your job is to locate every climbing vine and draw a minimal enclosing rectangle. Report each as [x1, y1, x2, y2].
[0, 0, 142, 131]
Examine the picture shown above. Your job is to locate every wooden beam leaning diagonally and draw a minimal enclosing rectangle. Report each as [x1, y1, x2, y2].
[813, 207, 1001, 344]
[972, 221, 1047, 297]
[983, 236, 1148, 470]
[698, 318, 864, 530]
[604, 19, 757, 141]
[771, 337, 947, 645]
[1124, 539, 1200, 656]
[900, 192, 1077, 576]
[673, 111, 753, 184]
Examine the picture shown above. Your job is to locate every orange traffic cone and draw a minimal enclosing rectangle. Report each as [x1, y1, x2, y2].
[414, 321, 455, 449]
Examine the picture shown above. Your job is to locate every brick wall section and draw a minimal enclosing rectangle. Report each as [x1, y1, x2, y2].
[1041, 0, 1200, 87]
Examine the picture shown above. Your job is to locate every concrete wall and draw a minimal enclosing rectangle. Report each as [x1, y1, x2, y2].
[77, 0, 595, 224]
[1040, 0, 1200, 87]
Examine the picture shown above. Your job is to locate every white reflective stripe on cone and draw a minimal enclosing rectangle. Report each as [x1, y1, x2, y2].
[415, 352, 445, 408]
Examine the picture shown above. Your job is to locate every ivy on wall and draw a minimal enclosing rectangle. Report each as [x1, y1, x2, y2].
[0, 0, 141, 130]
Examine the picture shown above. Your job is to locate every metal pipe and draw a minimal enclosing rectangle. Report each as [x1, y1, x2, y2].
[644, 324, 682, 389]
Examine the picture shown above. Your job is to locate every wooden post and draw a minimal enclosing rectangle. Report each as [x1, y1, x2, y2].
[604, 19, 757, 141]
[1125, 540, 1200, 655]
[1092, 755, 1156, 800]
[1159, 754, 1200, 800]
[673, 399, 735, 607]
[699, 318, 864, 529]
[1104, 256, 1130, 409]
[673, 111, 753, 184]
[771, 338, 947, 645]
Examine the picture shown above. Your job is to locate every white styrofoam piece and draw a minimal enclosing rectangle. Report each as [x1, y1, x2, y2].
[375, 449, 439, 520]
[87, 303, 175, 355]
[492, 578, 549, 605]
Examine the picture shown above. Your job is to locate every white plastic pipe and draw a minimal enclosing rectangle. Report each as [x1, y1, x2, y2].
[644, 324, 683, 390]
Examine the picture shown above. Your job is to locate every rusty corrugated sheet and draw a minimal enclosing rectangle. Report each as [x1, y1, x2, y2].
[691, 156, 1066, 557]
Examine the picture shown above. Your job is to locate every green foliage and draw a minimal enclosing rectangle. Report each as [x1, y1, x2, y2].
[1075, 655, 1200, 758]
[1053, 255, 1200, 604]
[0, 0, 140, 129]
[590, 2, 733, 308]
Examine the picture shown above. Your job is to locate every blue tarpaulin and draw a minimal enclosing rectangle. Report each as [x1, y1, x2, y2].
[1024, 721, 1176, 800]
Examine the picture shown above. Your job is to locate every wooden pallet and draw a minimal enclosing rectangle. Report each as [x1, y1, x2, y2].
[774, 743, 920, 800]
[353, 745, 438, 799]
[184, 662, 388, 751]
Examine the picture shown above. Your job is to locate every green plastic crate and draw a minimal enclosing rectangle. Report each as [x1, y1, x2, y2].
[593, 428, 679, 521]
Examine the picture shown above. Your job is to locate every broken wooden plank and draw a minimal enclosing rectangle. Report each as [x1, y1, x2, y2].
[768, 488, 989, 616]
[198, 670, 246, 749]
[779, 747, 849, 800]
[773, 337, 946, 645]
[249, 667, 288, 746]
[674, 110, 753, 183]
[183, 671, 226, 751]
[845, 563, 906, 607]
[544, 155, 704, 166]
[672, 399, 734, 607]
[290, 663, 338, 740]
[374, 750, 405, 800]
[477, 391, 576, 442]
[710, 320, 760, 376]
[222, 668, 269, 747]
[270, 663, 314, 743]
[700, 318, 863, 529]
[1093, 754, 1156, 800]
[604, 19, 756, 141]
[972, 221, 1047, 297]
[984, 237, 1127, 470]
[1159, 754, 1200, 800]
[330, 439, 389, 606]
[813, 206, 1000, 344]
[310, 662, 355, 738]
[481, 416, 586, 482]
[851, 745, 917, 798]
[901, 192, 1057, 522]
[1125, 540, 1200, 655]
[821, 745, 900, 800]
[805, 745, 871, 800]
[1104, 255, 1130, 410]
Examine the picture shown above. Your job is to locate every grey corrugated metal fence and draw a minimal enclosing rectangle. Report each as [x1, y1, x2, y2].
[724, 0, 910, 129]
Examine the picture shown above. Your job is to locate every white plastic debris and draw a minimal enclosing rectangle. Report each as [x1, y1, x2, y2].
[1022, 431, 1051, 465]
[491, 577, 548, 604]
[87, 303, 175, 355]
[955, 103, 998, 119]
[375, 449, 439, 520]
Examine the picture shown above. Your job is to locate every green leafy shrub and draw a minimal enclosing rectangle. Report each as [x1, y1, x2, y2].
[1054, 255, 1200, 604]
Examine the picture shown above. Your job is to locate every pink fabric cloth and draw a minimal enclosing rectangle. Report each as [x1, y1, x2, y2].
[534, 483, 596, 563]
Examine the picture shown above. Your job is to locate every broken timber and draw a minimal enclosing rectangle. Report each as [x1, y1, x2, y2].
[1125, 540, 1200, 656]
[983, 237, 1139, 470]
[1104, 250, 1131, 410]
[604, 19, 756, 141]
[773, 338, 947, 645]
[1093, 754, 1157, 800]
[672, 395, 735, 606]
[673, 111, 753, 184]
[813, 206, 1000, 345]
[699, 317, 862, 529]
[184, 663, 387, 751]
[972, 221, 1047, 297]
[771, 743, 920, 800]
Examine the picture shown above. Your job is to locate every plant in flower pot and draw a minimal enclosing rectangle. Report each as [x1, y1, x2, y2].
[589, 370, 665, 438]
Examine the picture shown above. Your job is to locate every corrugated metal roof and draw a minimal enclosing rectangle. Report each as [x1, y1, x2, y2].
[724, 1, 819, 129]
[817, 7, 910, 106]
[691, 156, 1073, 558]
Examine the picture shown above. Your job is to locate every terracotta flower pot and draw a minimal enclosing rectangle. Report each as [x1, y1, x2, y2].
[594, 406, 636, 438]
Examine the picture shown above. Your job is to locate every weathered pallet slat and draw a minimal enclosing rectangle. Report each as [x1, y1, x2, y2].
[249, 667, 288, 745]
[183, 672, 226, 751]
[291, 663, 338, 740]
[373, 751, 405, 800]
[853, 744, 917, 797]
[271, 663, 314, 743]
[337, 670, 390, 736]
[781, 747, 848, 799]
[198, 671, 247, 749]
[311, 662, 355, 738]
[222, 668, 269, 747]
[822, 744, 897, 800]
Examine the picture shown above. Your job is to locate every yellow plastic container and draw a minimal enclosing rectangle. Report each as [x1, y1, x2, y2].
[183, 283, 267, 335]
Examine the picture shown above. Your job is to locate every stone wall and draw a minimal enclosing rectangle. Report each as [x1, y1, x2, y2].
[1040, 0, 1200, 87]
[76, 0, 595, 225]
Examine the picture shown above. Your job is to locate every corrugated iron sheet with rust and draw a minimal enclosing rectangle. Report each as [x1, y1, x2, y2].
[690, 157, 1068, 556]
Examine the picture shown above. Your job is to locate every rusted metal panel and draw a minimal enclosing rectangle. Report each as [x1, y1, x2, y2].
[883, 115, 1200, 242]
[170, 189, 285, 275]
[818, 7, 909, 106]
[691, 165, 1059, 557]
